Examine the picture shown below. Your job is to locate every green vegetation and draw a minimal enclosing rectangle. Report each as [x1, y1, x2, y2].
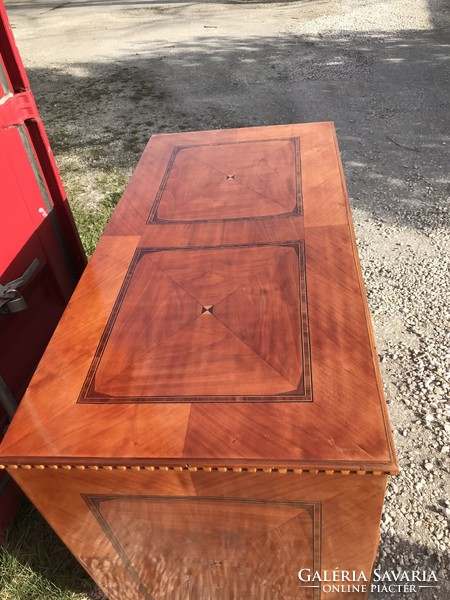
[0, 501, 96, 600]
[70, 172, 127, 258]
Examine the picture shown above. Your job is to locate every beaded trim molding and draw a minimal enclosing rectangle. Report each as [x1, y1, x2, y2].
[0, 464, 395, 475]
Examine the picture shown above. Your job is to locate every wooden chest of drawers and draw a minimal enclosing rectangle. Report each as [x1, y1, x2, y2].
[0, 123, 397, 599]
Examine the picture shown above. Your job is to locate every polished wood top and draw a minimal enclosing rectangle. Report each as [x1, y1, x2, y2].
[0, 122, 397, 473]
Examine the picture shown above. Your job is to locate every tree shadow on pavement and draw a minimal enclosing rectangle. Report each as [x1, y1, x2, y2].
[374, 530, 449, 600]
[26, 28, 449, 235]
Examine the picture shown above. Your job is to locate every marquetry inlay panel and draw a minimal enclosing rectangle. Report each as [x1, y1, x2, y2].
[84, 495, 321, 600]
[148, 138, 302, 224]
[80, 242, 311, 403]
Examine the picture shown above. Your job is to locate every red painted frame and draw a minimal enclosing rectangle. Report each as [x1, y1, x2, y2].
[0, 0, 86, 540]
[0, 2, 85, 275]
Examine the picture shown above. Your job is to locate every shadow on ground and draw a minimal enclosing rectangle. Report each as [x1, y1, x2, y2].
[374, 531, 449, 600]
[26, 28, 449, 236]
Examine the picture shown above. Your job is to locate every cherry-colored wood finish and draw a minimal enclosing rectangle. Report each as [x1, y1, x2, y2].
[0, 123, 397, 599]
[11, 468, 388, 600]
[82, 243, 308, 401]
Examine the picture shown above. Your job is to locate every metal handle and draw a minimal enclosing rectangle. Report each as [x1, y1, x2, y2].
[0, 258, 40, 313]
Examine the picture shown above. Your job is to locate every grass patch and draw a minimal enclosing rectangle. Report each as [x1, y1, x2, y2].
[0, 501, 95, 600]
[70, 172, 128, 258]
[71, 194, 116, 258]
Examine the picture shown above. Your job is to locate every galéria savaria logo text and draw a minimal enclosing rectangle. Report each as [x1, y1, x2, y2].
[297, 568, 439, 594]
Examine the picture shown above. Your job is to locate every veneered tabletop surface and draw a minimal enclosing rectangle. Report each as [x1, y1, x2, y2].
[0, 123, 398, 474]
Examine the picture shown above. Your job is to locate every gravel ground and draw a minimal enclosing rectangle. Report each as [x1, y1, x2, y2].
[4, 0, 450, 598]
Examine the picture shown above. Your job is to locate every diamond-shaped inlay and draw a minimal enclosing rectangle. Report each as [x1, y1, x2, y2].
[148, 139, 301, 223]
[79, 243, 311, 403]
[85, 495, 320, 600]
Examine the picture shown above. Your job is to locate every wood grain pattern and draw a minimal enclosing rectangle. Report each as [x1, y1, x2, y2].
[80, 243, 308, 402]
[9, 467, 387, 600]
[85, 495, 318, 600]
[150, 139, 300, 223]
[0, 122, 397, 474]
